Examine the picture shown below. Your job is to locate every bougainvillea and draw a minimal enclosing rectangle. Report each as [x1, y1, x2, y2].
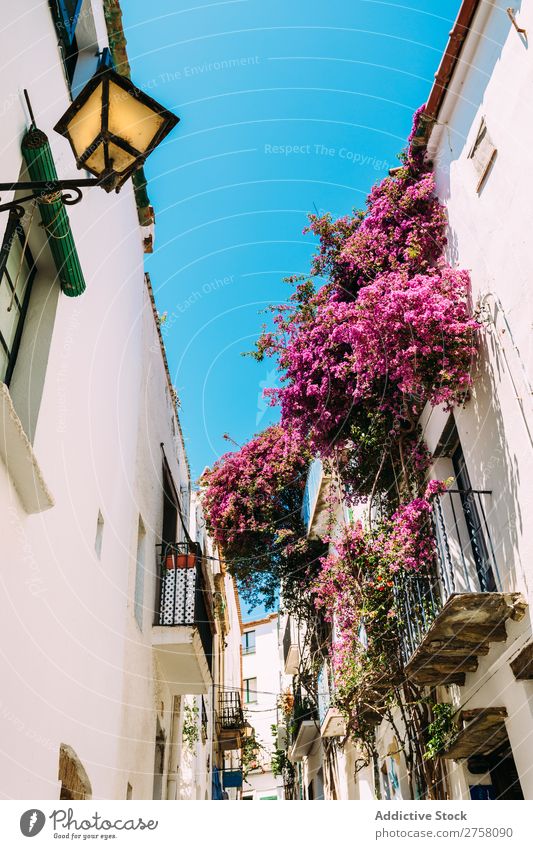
[257, 265, 478, 458]
[199, 425, 323, 608]
[313, 481, 446, 732]
[200, 424, 307, 553]
[201, 106, 480, 790]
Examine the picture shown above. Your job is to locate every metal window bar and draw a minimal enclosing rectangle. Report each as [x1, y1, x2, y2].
[396, 488, 497, 664]
[0, 213, 37, 385]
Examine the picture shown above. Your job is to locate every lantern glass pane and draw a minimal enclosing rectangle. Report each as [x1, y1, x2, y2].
[83, 142, 106, 176]
[108, 80, 165, 155]
[66, 82, 103, 159]
[106, 142, 137, 174]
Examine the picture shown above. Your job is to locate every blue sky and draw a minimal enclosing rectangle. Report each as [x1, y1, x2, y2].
[122, 0, 460, 615]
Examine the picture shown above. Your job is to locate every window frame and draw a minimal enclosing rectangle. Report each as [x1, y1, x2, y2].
[51, 0, 84, 45]
[242, 630, 256, 655]
[0, 213, 37, 387]
[49, 0, 84, 89]
[243, 677, 257, 704]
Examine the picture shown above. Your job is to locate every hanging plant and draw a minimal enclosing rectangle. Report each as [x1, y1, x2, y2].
[423, 703, 457, 760]
[182, 703, 200, 750]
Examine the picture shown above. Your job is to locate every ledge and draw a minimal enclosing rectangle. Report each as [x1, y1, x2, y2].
[320, 707, 346, 738]
[0, 383, 54, 513]
[289, 720, 320, 762]
[152, 625, 212, 695]
[405, 592, 527, 686]
[441, 707, 509, 760]
[510, 642, 533, 680]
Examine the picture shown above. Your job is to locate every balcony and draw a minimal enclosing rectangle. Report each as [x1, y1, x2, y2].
[152, 542, 214, 695]
[217, 691, 245, 751]
[317, 662, 346, 738]
[440, 707, 510, 760]
[396, 489, 527, 686]
[282, 765, 297, 800]
[301, 458, 332, 539]
[288, 697, 319, 762]
[282, 617, 300, 675]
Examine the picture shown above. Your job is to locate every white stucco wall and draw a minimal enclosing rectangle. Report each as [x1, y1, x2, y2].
[0, 0, 215, 801]
[422, 0, 533, 800]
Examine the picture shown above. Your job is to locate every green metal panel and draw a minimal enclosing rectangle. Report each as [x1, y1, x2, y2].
[21, 128, 86, 297]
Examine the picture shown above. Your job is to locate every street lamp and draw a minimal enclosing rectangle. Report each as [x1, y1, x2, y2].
[0, 69, 179, 212]
[54, 68, 179, 192]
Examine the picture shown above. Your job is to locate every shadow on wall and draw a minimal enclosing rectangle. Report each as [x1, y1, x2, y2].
[431, 2, 515, 207]
[456, 318, 527, 595]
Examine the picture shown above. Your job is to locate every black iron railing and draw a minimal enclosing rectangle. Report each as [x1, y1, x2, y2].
[396, 488, 500, 664]
[218, 691, 245, 730]
[155, 541, 213, 672]
[290, 692, 317, 744]
[282, 765, 297, 799]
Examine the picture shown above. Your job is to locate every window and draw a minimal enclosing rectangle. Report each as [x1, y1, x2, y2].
[468, 118, 497, 192]
[242, 630, 256, 655]
[452, 442, 497, 592]
[243, 677, 257, 704]
[0, 213, 36, 386]
[49, 1, 83, 88]
[134, 518, 146, 630]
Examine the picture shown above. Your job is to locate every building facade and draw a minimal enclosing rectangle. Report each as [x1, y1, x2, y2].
[0, 0, 242, 801]
[277, 0, 533, 802]
[241, 613, 284, 800]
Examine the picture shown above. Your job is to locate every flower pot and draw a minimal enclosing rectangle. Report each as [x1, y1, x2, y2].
[177, 552, 197, 569]
[164, 553, 176, 570]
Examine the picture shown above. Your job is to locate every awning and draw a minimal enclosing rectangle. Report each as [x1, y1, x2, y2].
[21, 127, 86, 297]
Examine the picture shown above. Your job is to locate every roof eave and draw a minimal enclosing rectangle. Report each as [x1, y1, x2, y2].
[412, 0, 482, 150]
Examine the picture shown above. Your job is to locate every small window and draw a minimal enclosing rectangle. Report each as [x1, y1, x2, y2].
[244, 677, 257, 704]
[242, 630, 256, 655]
[94, 511, 104, 559]
[468, 118, 497, 192]
[49, 0, 84, 88]
[0, 213, 36, 385]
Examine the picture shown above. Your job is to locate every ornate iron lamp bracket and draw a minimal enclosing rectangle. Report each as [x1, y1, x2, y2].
[0, 178, 100, 217]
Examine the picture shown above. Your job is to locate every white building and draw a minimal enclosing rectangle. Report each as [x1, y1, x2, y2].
[283, 0, 533, 801]
[241, 613, 284, 800]
[0, 0, 241, 801]
[407, 0, 533, 801]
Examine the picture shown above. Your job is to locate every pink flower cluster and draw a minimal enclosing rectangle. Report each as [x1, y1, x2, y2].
[264, 265, 478, 454]
[199, 425, 307, 553]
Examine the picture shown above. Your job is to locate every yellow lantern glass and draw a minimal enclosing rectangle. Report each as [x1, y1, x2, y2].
[54, 68, 179, 192]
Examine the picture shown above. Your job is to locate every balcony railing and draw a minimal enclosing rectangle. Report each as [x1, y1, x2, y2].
[155, 541, 213, 672]
[395, 488, 525, 686]
[396, 488, 499, 664]
[218, 691, 245, 730]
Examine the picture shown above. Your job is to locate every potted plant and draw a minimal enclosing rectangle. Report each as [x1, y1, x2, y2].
[164, 548, 197, 569]
[177, 551, 197, 568]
